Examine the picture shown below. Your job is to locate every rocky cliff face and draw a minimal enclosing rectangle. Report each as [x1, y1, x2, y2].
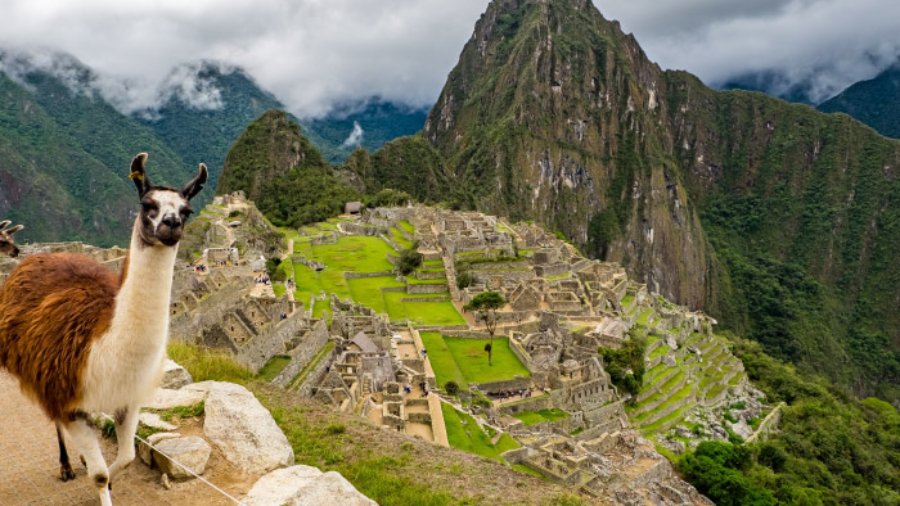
[423, 0, 714, 309]
[419, 0, 900, 398]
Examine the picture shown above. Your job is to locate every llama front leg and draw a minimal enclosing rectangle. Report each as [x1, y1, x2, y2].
[65, 416, 112, 506]
[55, 422, 76, 481]
[108, 406, 139, 483]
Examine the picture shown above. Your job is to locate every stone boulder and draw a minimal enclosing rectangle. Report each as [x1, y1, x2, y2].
[243, 465, 376, 506]
[161, 359, 193, 389]
[190, 381, 294, 474]
[153, 436, 212, 480]
[145, 387, 206, 410]
[139, 432, 180, 466]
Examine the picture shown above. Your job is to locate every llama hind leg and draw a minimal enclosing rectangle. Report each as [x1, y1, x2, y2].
[108, 406, 139, 483]
[55, 422, 76, 481]
[65, 416, 112, 506]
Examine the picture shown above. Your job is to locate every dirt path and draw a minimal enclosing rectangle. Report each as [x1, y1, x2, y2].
[0, 372, 245, 506]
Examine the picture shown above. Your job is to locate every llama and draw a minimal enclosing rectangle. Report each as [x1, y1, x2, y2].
[0, 220, 24, 257]
[0, 153, 206, 506]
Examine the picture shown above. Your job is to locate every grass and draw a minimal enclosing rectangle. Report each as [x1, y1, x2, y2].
[621, 293, 635, 309]
[420, 333, 530, 387]
[286, 231, 464, 326]
[390, 226, 414, 250]
[636, 308, 654, 326]
[513, 408, 569, 426]
[441, 403, 519, 461]
[397, 220, 415, 234]
[167, 341, 253, 384]
[257, 355, 291, 382]
[384, 294, 465, 326]
[420, 332, 469, 390]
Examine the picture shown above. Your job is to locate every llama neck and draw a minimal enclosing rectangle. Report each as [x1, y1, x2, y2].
[110, 218, 178, 345]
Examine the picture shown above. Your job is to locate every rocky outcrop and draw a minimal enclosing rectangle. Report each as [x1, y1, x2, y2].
[153, 436, 212, 480]
[243, 465, 377, 506]
[160, 359, 193, 389]
[187, 381, 295, 474]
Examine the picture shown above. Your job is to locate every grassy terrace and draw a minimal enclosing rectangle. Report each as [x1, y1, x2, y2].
[513, 408, 569, 426]
[257, 355, 291, 382]
[285, 233, 464, 326]
[441, 403, 519, 461]
[421, 333, 531, 389]
[389, 226, 414, 250]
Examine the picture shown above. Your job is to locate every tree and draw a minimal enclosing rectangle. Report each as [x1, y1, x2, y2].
[464, 291, 505, 366]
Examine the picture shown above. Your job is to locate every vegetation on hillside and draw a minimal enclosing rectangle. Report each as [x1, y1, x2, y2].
[677, 337, 900, 506]
[818, 63, 900, 139]
[217, 110, 359, 227]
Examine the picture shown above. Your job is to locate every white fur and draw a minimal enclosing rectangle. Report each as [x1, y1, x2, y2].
[144, 189, 187, 231]
[73, 202, 185, 500]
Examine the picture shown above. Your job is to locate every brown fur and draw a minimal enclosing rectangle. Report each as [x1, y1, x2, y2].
[0, 253, 119, 420]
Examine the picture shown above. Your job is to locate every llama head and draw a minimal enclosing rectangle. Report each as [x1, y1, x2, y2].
[130, 152, 208, 247]
[0, 220, 24, 257]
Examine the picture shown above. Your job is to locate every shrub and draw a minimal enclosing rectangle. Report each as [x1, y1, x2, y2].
[456, 270, 474, 289]
[398, 246, 423, 275]
[444, 381, 460, 395]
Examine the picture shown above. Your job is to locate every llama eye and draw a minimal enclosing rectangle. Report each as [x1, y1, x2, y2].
[142, 202, 158, 214]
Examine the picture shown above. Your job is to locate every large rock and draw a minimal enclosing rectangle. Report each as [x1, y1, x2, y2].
[139, 432, 180, 466]
[153, 436, 212, 480]
[243, 465, 376, 506]
[145, 387, 206, 410]
[161, 359, 193, 389]
[192, 381, 294, 474]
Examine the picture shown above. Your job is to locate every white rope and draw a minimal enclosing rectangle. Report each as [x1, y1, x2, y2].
[100, 414, 246, 505]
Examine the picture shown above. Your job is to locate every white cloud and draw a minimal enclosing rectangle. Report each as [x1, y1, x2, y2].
[596, 0, 900, 102]
[0, 0, 487, 118]
[341, 121, 364, 148]
[0, 0, 895, 116]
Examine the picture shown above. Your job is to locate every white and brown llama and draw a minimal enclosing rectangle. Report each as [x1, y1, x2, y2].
[0, 219, 24, 257]
[0, 153, 206, 506]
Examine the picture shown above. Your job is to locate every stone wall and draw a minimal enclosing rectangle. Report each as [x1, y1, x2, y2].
[406, 283, 449, 294]
[297, 345, 339, 397]
[271, 320, 329, 388]
[236, 311, 311, 372]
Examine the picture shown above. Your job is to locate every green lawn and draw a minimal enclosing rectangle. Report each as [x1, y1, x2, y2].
[257, 355, 291, 382]
[420, 332, 469, 389]
[347, 276, 405, 313]
[513, 408, 569, 426]
[389, 227, 414, 250]
[441, 403, 519, 462]
[397, 220, 415, 234]
[303, 236, 396, 272]
[284, 230, 463, 326]
[420, 333, 530, 387]
[384, 294, 464, 326]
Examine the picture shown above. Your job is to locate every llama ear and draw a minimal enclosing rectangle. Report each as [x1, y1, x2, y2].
[129, 152, 152, 197]
[0, 220, 10, 231]
[181, 163, 208, 201]
[6, 224, 23, 235]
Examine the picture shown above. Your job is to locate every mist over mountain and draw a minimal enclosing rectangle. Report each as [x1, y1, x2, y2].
[819, 62, 900, 139]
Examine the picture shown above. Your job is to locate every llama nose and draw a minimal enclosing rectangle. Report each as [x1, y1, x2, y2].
[161, 216, 182, 229]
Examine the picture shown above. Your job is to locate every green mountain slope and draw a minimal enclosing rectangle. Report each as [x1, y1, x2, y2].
[0, 57, 190, 246]
[306, 99, 428, 163]
[413, 0, 899, 399]
[216, 110, 358, 227]
[818, 63, 900, 139]
[136, 62, 284, 190]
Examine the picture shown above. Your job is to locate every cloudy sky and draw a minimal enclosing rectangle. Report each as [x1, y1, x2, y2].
[0, 0, 897, 117]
